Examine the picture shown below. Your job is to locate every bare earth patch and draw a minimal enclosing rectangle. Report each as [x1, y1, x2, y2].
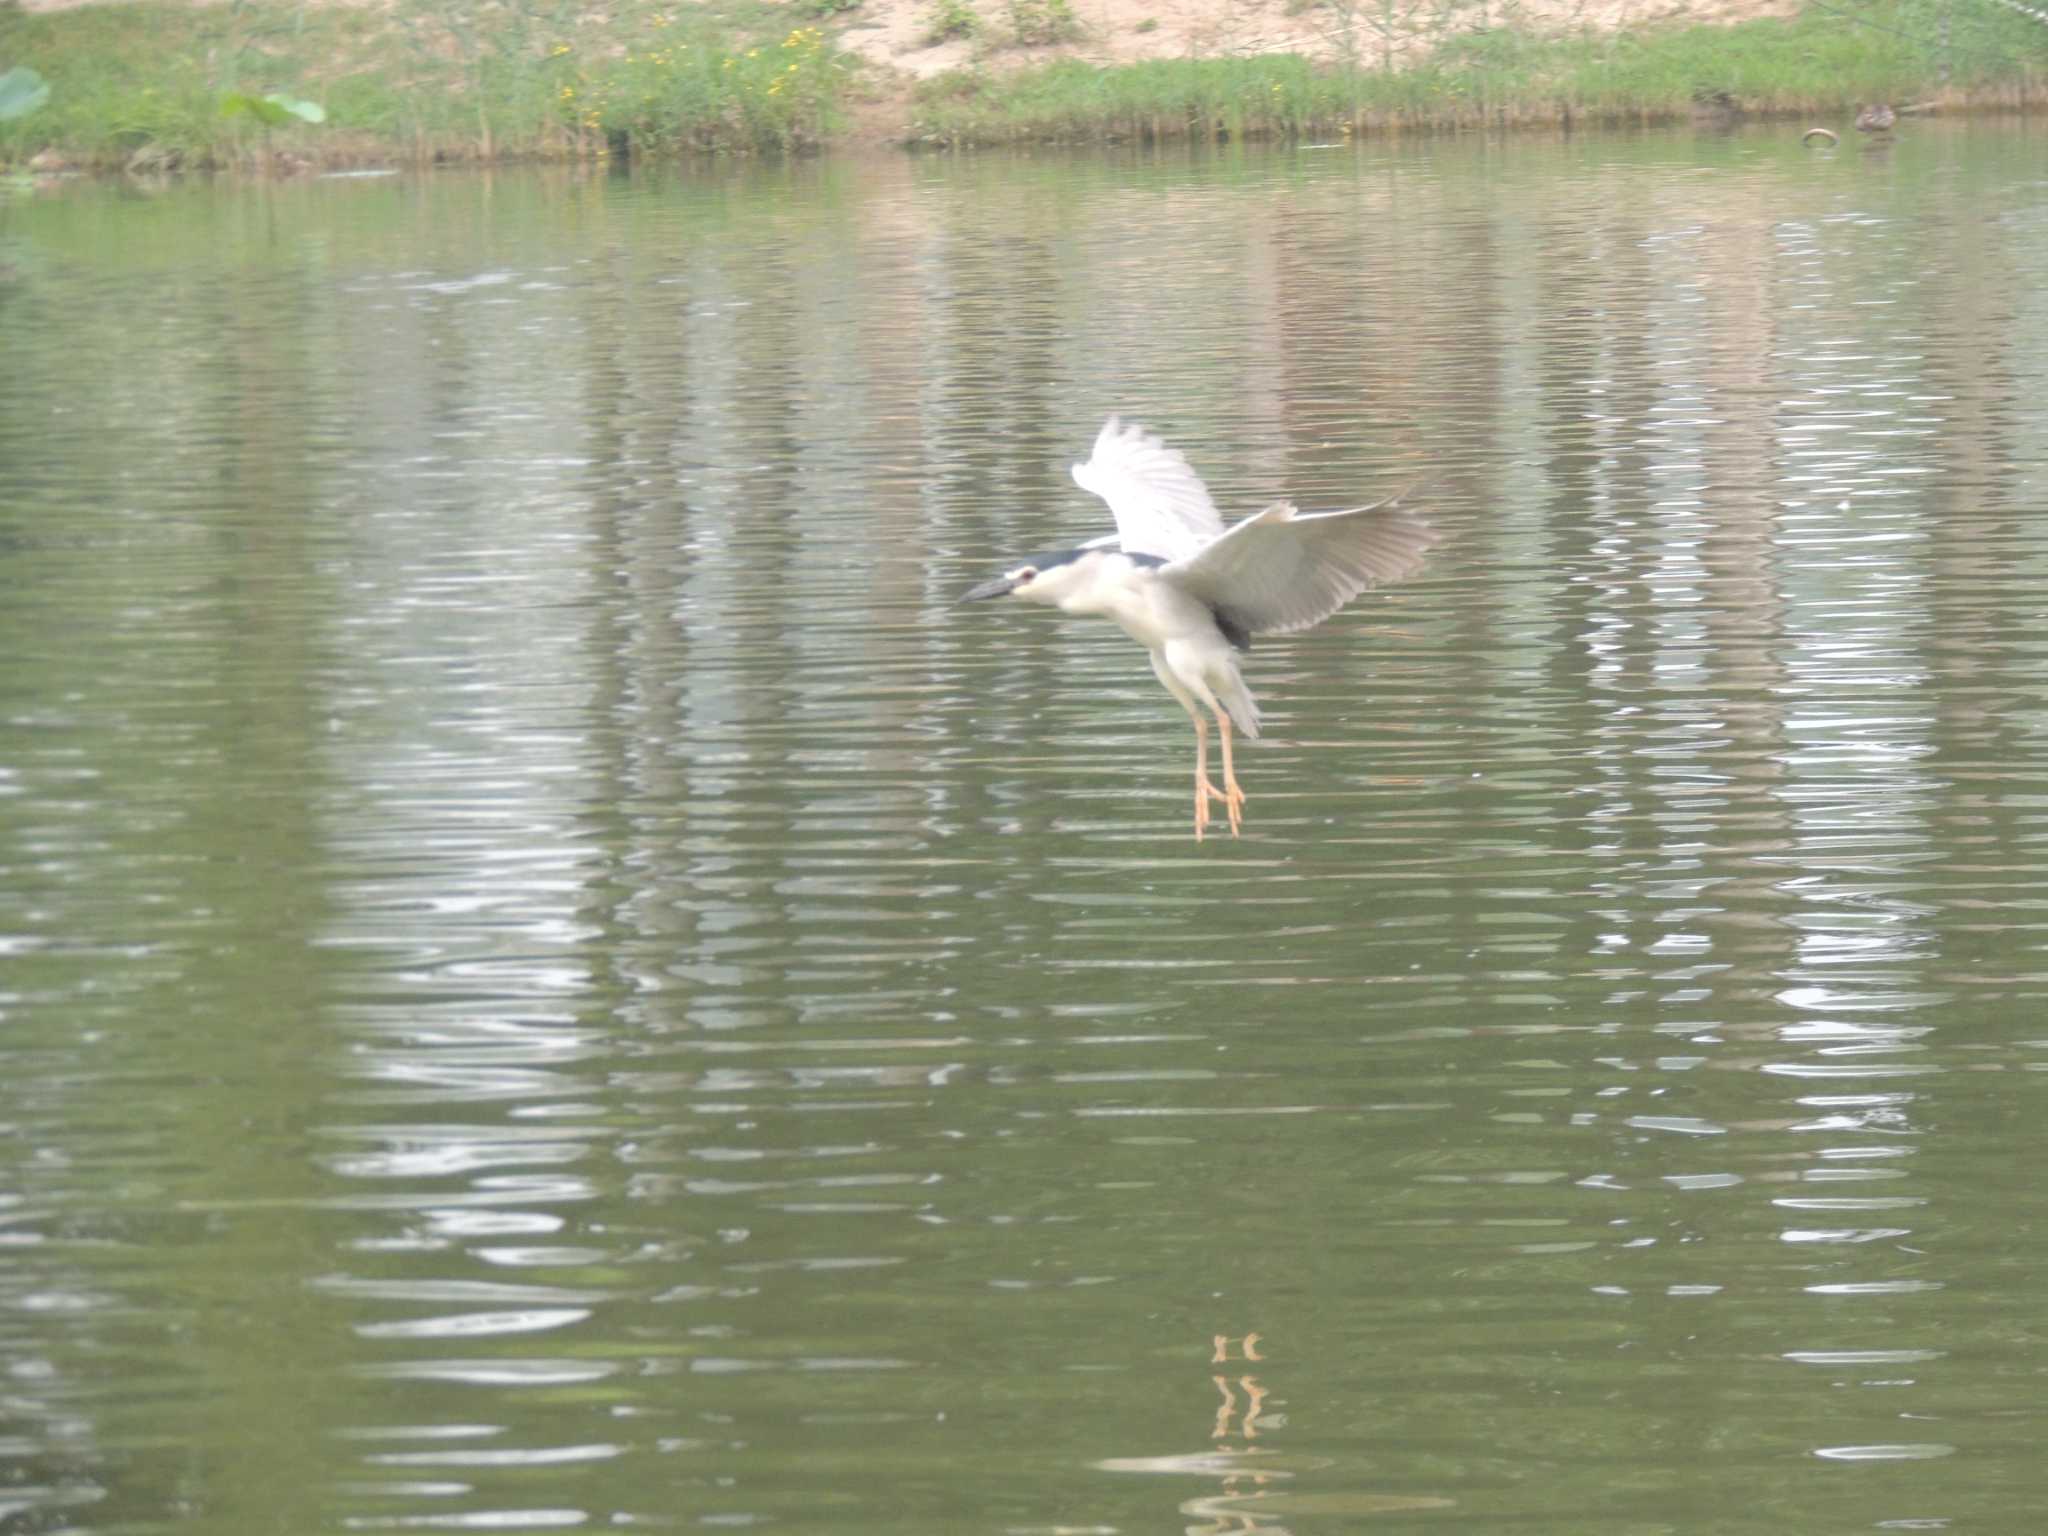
[18, 0, 1803, 83]
[828, 0, 1799, 80]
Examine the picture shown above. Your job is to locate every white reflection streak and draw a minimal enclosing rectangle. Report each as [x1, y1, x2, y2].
[366, 1444, 623, 1467]
[356, 1309, 591, 1340]
[1755, 227, 1949, 1344]
[339, 1511, 589, 1529]
[312, 310, 619, 1519]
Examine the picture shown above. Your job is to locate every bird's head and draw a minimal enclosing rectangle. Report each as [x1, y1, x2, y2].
[958, 547, 1096, 607]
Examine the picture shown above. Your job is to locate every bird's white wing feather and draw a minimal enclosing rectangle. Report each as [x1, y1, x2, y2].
[1070, 416, 1226, 562]
[1159, 493, 1437, 637]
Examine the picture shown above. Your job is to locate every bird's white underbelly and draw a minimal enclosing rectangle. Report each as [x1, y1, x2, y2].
[1049, 562, 1239, 689]
[1114, 583, 1248, 711]
[1097, 575, 1214, 653]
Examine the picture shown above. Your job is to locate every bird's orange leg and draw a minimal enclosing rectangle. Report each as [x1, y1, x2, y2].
[1217, 714, 1247, 836]
[1192, 715, 1230, 842]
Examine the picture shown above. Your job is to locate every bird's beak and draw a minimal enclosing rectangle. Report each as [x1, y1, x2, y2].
[958, 574, 1019, 604]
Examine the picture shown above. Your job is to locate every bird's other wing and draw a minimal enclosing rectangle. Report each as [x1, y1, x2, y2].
[1070, 416, 1227, 562]
[1159, 491, 1437, 638]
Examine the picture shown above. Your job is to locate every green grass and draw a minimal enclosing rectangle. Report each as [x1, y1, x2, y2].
[0, 0, 858, 169]
[924, 0, 984, 45]
[910, 1, 2048, 144]
[4, 0, 2047, 166]
[1007, 0, 1084, 46]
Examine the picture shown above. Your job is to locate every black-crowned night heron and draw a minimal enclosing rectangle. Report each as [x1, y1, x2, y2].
[961, 417, 1437, 840]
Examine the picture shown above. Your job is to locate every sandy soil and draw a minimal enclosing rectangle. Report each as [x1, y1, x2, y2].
[831, 0, 1799, 80]
[19, 0, 1801, 80]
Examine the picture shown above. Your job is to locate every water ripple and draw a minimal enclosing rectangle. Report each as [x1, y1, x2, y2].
[5, 133, 2047, 1536]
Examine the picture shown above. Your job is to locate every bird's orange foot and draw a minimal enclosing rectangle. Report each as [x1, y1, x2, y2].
[1222, 776, 1246, 837]
[1194, 778, 1231, 841]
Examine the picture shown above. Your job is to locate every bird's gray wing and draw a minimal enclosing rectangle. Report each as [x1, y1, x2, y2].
[1159, 492, 1437, 638]
[1070, 416, 1226, 562]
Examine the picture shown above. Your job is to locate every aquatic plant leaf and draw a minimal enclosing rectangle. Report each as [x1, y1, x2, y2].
[0, 67, 52, 123]
[220, 91, 295, 127]
[268, 93, 327, 124]
[219, 91, 326, 127]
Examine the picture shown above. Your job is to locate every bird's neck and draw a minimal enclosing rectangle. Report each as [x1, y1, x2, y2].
[1058, 551, 1142, 616]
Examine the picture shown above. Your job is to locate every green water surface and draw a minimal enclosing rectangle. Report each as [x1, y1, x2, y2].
[3, 126, 2046, 1533]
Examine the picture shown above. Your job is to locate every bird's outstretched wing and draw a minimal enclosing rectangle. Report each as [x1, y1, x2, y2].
[1159, 492, 1437, 639]
[1070, 416, 1226, 562]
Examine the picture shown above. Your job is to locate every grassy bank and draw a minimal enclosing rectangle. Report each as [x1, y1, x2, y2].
[914, 2, 2048, 143]
[0, 0, 854, 169]
[3, 0, 2047, 169]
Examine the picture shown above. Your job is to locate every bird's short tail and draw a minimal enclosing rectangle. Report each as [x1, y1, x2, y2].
[1218, 675, 1261, 741]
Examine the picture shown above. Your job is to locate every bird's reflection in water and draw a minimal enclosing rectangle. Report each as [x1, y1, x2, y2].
[1094, 1332, 1294, 1535]
[1195, 1331, 1287, 1535]
[1097, 1332, 1452, 1531]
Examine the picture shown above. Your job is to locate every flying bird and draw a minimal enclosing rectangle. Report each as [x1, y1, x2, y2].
[960, 417, 1436, 840]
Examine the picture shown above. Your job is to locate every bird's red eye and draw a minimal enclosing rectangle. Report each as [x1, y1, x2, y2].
[1017, 568, 1038, 582]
